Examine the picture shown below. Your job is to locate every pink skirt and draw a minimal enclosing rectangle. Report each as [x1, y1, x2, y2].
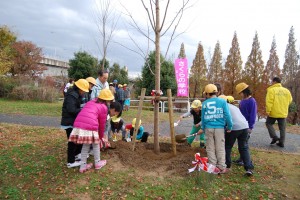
[69, 128, 100, 144]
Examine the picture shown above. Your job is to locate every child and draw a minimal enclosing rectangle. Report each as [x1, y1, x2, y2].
[125, 118, 149, 142]
[178, 100, 205, 147]
[197, 84, 233, 174]
[234, 82, 257, 165]
[61, 79, 89, 168]
[220, 95, 254, 176]
[107, 102, 127, 141]
[123, 84, 131, 111]
[68, 88, 114, 173]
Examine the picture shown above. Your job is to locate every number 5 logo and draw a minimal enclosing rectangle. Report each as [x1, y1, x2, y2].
[207, 102, 216, 114]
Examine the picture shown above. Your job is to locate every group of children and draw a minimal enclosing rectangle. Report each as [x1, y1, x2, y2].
[61, 77, 147, 173]
[179, 83, 256, 176]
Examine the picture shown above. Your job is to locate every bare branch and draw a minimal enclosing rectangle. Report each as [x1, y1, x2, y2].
[159, 0, 170, 32]
[141, 0, 155, 30]
[161, 0, 191, 36]
[119, 1, 155, 43]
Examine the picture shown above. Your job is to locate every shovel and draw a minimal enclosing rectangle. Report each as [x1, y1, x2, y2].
[175, 133, 198, 143]
[174, 120, 181, 127]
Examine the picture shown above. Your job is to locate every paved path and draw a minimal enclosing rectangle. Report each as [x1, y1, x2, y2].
[1, 113, 299, 153]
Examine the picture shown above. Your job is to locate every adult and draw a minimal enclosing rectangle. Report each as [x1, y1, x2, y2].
[234, 82, 257, 165]
[61, 79, 89, 168]
[266, 77, 292, 147]
[90, 70, 109, 100]
[116, 84, 125, 110]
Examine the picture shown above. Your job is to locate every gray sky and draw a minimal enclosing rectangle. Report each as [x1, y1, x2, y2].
[0, 0, 299, 77]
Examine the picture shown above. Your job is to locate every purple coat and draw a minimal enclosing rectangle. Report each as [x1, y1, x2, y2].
[73, 99, 107, 139]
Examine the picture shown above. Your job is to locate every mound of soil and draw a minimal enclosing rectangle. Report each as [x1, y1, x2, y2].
[104, 141, 207, 178]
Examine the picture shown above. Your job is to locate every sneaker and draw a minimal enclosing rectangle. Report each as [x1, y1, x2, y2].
[67, 161, 81, 168]
[270, 138, 279, 144]
[212, 167, 220, 174]
[79, 163, 93, 173]
[276, 142, 284, 148]
[244, 170, 253, 176]
[95, 160, 107, 170]
[219, 168, 229, 174]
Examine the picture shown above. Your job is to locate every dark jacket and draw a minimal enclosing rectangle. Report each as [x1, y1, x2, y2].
[61, 86, 82, 126]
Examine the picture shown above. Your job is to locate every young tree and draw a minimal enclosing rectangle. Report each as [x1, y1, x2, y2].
[0, 25, 17, 75]
[264, 36, 281, 85]
[208, 41, 223, 84]
[68, 51, 98, 80]
[93, 0, 119, 70]
[10, 41, 45, 77]
[121, 0, 194, 153]
[243, 32, 265, 117]
[223, 32, 243, 96]
[189, 42, 208, 98]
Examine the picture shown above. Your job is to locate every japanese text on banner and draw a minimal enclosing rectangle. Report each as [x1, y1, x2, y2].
[174, 58, 188, 97]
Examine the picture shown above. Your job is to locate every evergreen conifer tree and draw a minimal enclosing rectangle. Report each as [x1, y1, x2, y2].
[208, 41, 223, 84]
[223, 32, 243, 96]
[189, 42, 207, 98]
[264, 36, 281, 85]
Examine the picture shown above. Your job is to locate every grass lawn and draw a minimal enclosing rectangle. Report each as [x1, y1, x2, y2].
[0, 98, 180, 123]
[0, 123, 299, 199]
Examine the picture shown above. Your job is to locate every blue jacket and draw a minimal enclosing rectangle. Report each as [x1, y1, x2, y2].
[201, 97, 232, 131]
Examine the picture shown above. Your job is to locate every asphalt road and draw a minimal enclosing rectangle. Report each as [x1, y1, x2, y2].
[1, 113, 299, 153]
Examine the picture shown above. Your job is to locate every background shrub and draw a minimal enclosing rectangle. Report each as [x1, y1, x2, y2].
[9, 85, 59, 102]
[0, 77, 17, 97]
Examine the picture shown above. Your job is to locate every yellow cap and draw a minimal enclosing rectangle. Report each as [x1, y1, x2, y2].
[235, 83, 249, 94]
[86, 77, 96, 85]
[98, 88, 114, 100]
[74, 79, 89, 92]
[118, 84, 123, 88]
[132, 118, 141, 128]
[191, 100, 202, 108]
[227, 96, 235, 103]
[204, 84, 218, 93]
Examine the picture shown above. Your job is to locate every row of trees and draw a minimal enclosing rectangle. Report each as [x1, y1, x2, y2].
[67, 51, 129, 84]
[188, 26, 299, 118]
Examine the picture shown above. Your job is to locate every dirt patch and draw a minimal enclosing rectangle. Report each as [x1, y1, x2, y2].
[104, 141, 206, 178]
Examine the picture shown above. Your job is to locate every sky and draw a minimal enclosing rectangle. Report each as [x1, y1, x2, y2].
[0, 0, 299, 77]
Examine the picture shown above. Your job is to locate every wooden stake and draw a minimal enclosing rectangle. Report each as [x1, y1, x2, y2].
[167, 89, 176, 156]
[132, 88, 146, 151]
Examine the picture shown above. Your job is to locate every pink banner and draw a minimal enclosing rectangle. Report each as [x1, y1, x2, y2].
[174, 58, 189, 97]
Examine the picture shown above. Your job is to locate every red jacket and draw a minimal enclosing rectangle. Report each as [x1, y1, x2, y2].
[73, 99, 108, 139]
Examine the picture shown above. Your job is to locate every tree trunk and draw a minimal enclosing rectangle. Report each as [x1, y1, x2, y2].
[154, 0, 160, 154]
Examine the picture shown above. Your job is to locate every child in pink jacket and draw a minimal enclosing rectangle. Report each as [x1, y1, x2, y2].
[69, 89, 114, 173]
